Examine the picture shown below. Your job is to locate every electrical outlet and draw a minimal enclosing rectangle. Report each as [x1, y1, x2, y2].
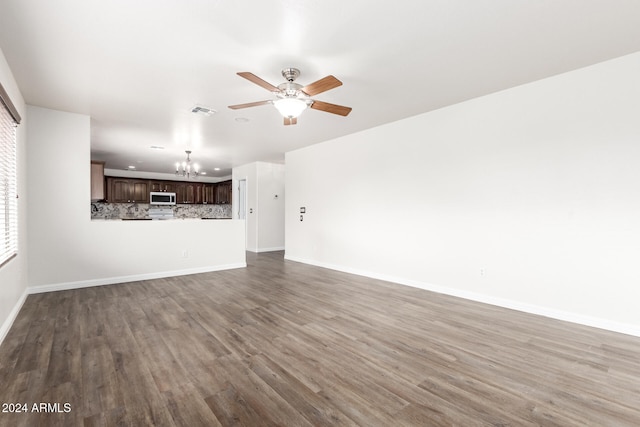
[182, 250, 188, 258]
[480, 268, 485, 277]
[300, 215, 303, 221]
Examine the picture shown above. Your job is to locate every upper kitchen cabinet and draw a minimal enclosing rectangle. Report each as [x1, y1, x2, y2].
[150, 180, 175, 193]
[106, 177, 149, 203]
[90, 161, 105, 201]
[175, 182, 203, 204]
[215, 180, 232, 204]
[101, 177, 229, 205]
[202, 184, 216, 204]
[131, 181, 150, 203]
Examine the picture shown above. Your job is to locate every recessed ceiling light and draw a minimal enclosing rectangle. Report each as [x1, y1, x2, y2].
[200, 172, 207, 175]
[128, 165, 136, 169]
[214, 167, 221, 171]
[235, 117, 249, 123]
[150, 145, 164, 150]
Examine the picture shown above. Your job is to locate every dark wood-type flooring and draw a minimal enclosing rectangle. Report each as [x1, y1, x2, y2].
[1, 251, 640, 426]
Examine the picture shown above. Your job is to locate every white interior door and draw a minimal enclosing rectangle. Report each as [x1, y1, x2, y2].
[238, 179, 246, 220]
[238, 179, 247, 248]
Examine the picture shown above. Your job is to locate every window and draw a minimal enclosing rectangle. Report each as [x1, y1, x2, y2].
[0, 82, 20, 267]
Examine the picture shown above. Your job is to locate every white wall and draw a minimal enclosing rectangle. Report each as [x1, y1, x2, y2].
[0, 48, 28, 344]
[27, 106, 245, 290]
[285, 52, 640, 336]
[233, 161, 285, 252]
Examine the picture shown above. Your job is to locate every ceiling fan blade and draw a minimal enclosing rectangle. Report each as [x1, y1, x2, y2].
[301, 75, 342, 96]
[237, 72, 279, 92]
[310, 100, 352, 116]
[284, 117, 298, 126]
[228, 100, 271, 110]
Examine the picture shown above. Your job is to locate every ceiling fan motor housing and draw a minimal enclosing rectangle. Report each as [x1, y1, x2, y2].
[281, 67, 301, 82]
[278, 81, 304, 97]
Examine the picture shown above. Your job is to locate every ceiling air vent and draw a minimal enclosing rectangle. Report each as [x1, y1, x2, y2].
[191, 105, 216, 116]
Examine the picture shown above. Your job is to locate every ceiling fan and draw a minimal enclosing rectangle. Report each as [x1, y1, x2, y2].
[228, 68, 352, 125]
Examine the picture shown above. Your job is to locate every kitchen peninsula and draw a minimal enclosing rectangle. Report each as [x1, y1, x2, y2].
[24, 107, 246, 295]
[83, 173, 244, 290]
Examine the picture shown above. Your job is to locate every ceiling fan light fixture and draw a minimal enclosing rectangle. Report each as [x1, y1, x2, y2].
[273, 98, 308, 118]
[229, 68, 351, 125]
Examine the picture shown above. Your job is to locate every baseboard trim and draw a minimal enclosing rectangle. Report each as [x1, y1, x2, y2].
[28, 262, 247, 295]
[0, 289, 28, 347]
[255, 246, 285, 253]
[284, 254, 640, 338]
[247, 246, 285, 253]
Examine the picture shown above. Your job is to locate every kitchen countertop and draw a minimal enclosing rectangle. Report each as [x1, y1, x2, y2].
[94, 217, 233, 221]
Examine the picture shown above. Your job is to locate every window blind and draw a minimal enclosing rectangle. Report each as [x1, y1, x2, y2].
[0, 97, 18, 267]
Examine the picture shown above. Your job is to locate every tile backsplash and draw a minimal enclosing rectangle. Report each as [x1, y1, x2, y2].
[91, 203, 232, 219]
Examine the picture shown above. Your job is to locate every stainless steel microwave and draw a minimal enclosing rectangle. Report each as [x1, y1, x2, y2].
[150, 192, 176, 205]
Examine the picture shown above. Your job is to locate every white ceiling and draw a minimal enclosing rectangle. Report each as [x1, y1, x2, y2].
[1, 1, 640, 178]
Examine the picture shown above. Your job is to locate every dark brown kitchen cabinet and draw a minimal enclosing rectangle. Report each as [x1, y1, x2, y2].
[175, 182, 202, 204]
[175, 183, 186, 203]
[103, 177, 227, 205]
[150, 180, 175, 193]
[90, 161, 105, 201]
[202, 184, 216, 204]
[106, 177, 149, 203]
[131, 181, 150, 202]
[215, 180, 232, 204]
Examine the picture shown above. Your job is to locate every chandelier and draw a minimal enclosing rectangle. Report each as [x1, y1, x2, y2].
[175, 150, 199, 179]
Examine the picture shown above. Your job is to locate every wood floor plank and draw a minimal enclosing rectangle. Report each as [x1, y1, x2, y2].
[45, 293, 81, 389]
[1, 251, 640, 426]
[12, 299, 56, 375]
[205, 382, 269, 427]
[211, 355, 315, 427]
[164, 387, 223, 427]
[80, 336, 119, 418]
[130, 327, 191, 394]
[248, 353, 356, 427]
